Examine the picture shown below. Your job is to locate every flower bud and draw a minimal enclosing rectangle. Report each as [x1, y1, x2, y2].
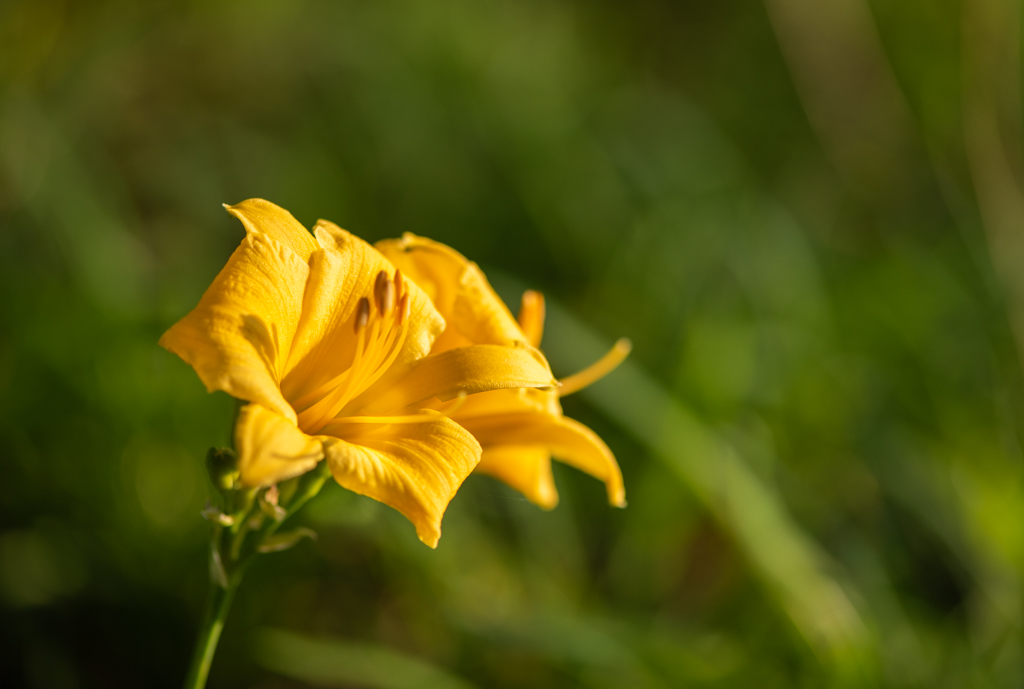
[206, 447, 238, 494]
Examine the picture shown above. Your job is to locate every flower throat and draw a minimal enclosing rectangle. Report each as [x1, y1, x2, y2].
[294, 270, 411, 433]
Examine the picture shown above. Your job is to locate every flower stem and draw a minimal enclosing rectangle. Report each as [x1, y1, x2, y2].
[182, 571, 241, 689]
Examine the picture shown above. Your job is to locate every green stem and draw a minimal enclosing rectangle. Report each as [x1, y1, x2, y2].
[183, 455, 329, 688]
[182, 571, 242, 689]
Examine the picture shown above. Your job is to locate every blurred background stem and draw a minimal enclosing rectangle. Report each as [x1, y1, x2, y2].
[963, 0, 1024, 369]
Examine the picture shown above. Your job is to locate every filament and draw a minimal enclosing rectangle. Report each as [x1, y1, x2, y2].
[434, 391, 467, 416]
[297, 321, 369, 430]
[321, 412, 440, 427]
[301, 273, 412, 434]
[303, 319, 382, 432]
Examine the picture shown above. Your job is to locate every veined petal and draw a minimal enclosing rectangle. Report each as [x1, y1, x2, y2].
[225, 199, 319, 262]
[281, 220, 444, 403]
[458, 412, 625, 507]
[235, 403, 324, 487]
[355, 344, 557, 415]
[321, 415, 481, 547]
[159, 232, 307, 422]
[476, 446, 559, 509]
[376, 233, 525, 352]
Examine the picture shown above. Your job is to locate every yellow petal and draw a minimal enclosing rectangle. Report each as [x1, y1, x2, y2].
[225, 199, 319, 263]
[355, 344, 558, 415]
[443, 386, 563, 419]
[458, 412, 625, 507]
[476, 446, 559, 509]
[376, 233, 525, 352]
[321, 415, 481, 547]
[235, 403, 324, 487]
[159, 232, 307, 422]
[280, 220, 445, 403]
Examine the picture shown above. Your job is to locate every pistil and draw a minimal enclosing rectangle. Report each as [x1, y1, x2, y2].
[557, 338, 632, 397]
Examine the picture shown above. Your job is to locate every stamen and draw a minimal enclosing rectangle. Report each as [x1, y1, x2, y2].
[306, 301, 409, 433]
[398, 293, 410, 324]
[354, 297, 370, 332]
[304, 318, 381, 431]
[295, 291, 381, 411]
[321, 412, 441, 427]
[518, 290, 546, 347]
[393, 269, 404, 297]
[374, 270, 395, 315]
[331, 308, 409, 411]
[557, 338, 632, 397]
[298, 316, 374, 428]
[434, 391, 467, 416]
[291, 354, 358, 412]
[295, 282, 415, 434]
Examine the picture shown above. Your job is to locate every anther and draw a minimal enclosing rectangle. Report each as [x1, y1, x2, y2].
[354, 297, 370, 332]
[374, 270, 395, 315]
[398, 294, 410, 324]
[393, 269, 404, 298]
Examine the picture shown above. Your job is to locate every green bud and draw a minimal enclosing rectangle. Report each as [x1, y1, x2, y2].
[206, 447, 238, 493]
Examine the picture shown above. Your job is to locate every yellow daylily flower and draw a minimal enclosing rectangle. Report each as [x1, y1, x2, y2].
[160, 200, 557, 546]
[376, 234, 629, 510]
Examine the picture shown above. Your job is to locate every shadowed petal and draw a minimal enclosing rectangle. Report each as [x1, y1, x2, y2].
[235, 403, 324, 487]
[159, 232, 307, 422]
[376, 233, 525, 352]
[476, 446, 559, 509]
[458, 412, 625, 507]
[321, 415, 481, 547]
[225, 199, 319, 262]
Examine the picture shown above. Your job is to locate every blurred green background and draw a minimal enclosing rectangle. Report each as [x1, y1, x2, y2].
[3, 0, 1024, 687]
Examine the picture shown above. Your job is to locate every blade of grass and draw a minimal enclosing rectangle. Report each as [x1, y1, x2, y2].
[253, 628, 479, 689]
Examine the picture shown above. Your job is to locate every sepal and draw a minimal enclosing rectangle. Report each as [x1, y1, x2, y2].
[201, 500, 235, 526]
[257, 527, 318, 553]
[259, 485, 287, 522]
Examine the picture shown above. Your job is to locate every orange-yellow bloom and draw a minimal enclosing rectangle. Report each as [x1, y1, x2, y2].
[376, 234, 628, 510]
[160, 200, 557, 546]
